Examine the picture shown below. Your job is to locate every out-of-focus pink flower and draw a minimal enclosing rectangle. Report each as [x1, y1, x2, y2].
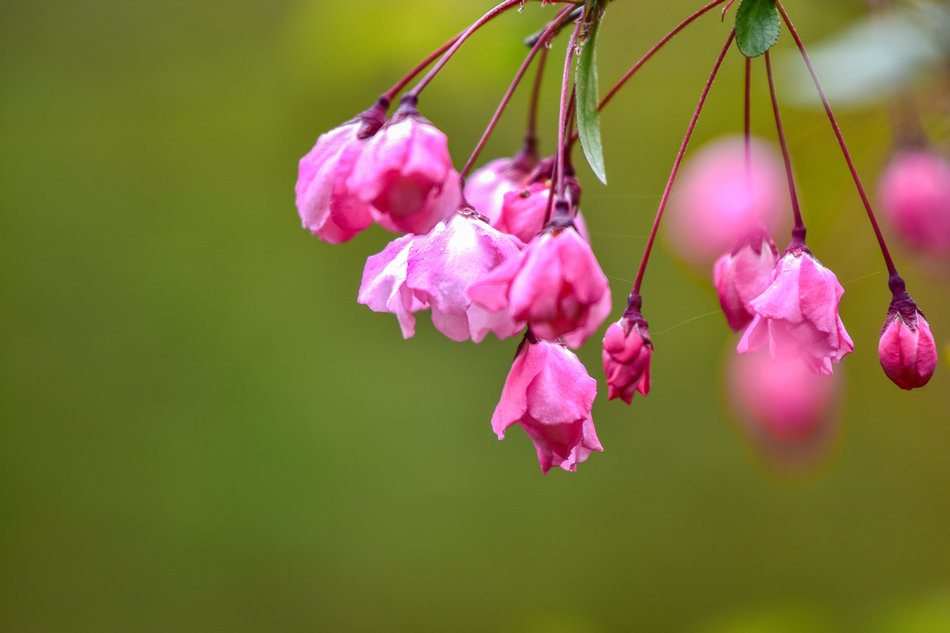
[728, 347, 841, 470]
[358, 213, 525, 342]
[737, 246, 853, 375]
[602, 305, 652, 404]
[878, 149, 950, 257]
[468, 225, 611, 348]
[295, 104, 387, 244]
[878, 293, 937, 390]
[492, 338, 602, 473]
[357, 234, 425, 338]
[406, 214, 525, 342]
[347, 102, 461, 235]
[463, 149, 536, 224]
[713, 227, 779, 332]
[667, 136, 788, 265]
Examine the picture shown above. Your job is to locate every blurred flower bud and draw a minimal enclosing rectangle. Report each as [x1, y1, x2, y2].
[878, 149, 950, 257]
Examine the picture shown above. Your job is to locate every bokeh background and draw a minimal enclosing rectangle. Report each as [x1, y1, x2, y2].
[2, 1, 949, 631]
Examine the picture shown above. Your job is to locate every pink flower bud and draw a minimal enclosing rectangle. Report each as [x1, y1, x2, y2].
[295, 106, 386, 244]
[878, 149, 950, 257]
[737, 246, 853, 375]
[713, 227, 779, 332]
[602, 313, 652, 404]
[667, 136, 788, 265]
[468, 225, 611, 348]
[878, 296, 937, 390]
[347, 104, 461, 235]
[358, 213, 525, 342]
[495, 181, 550, 243]
[492, 339, 602, 473]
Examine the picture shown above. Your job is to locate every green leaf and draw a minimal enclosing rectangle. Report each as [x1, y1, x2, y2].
[735, 0, 781, 58]
[575, 7, 607, 185]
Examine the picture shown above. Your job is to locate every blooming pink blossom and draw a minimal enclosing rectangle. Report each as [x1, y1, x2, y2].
[737, 246, 853, 375]
[878, 149, 950, 257]
[667, 136, 788, 265]
[468, 226, 611, 348]
[492, 339, 602, 473]
[358, 213, 525, 342]
[347, 104, 461, 235]
[463, 150, 536, 224]
[713, 228, 779, 332]
[878, 297, 937, 390]
[295, 106, 386, 243]
[602, 311, 652, 404]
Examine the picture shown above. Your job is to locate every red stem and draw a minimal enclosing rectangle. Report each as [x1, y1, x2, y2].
[743, 56, 751, 175]
[555, 20, 582, 202]
[459, 5, 574, 179]
[764, 51, 806, 246]
[632, 29, 735, 294]
[776, 1, 898, 277]
[381, 32, 463, 103]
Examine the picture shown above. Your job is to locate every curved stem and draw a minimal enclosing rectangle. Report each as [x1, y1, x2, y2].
[764, 51, 806, 246]
[776, 1, 898, 276]
[406, 0, 526, 99]
[632, 29, 735, 295]
[459, 5, 574, 179]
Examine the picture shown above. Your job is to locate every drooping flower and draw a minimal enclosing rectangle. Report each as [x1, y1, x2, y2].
[492, 338, 602, 473]
[667, 136, 788, 265]
[602, 296, 652, 404]
[468, 214, 611, 348]
[295, 102, 387, 243]
[878, 289, 937, 390]
[737, 246, 853, 375]
[713, 227, 780, 332]
[878, 148, 950, 257]
[357, 212, 525, 342]
[463, 147, 537, 224]
[347, 98, 461, 235]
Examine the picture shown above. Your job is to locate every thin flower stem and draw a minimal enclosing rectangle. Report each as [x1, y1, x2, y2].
[776, 1, 899, 277]
[382, 32, 463, 103]
[459, 5, 575, 179]
[555, 20, 583, 203]
[525, 44, 550, 153]
[407, 0, 526, 99]
[764, 51, 805, 245]
[597, 0, 729, 112]
[744, 56, 751, 175]
[632, 29, 735, 295]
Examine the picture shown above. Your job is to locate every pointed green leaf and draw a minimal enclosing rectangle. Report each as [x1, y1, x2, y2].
[735, 0, 781, 58]
[576, 10, 607, 185]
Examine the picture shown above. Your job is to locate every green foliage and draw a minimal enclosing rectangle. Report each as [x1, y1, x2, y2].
[576, 1, 607, 185]
[735, 0, 781, 58]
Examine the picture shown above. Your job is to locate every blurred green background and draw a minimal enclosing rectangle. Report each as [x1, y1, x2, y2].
[2, 1, 949, 631]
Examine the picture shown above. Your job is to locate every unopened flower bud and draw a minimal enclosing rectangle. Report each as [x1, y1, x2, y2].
[602, 303, 652, 404]
[878, 149, 950, 257]
[878, 289, 937, 390]
[713, 227, 779, 332]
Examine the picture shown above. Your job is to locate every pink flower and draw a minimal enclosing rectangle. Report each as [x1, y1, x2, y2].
[295, 104, 386, 244]
[878, 293, 937, 390]
[463, 149, 536, 224]
[494, 181, 550, 243]
[468, 224, 611, 348]
[492, 339, 602, 473]
[878, 149, 950, 257]
[737, 246, 853, 375]
[347, 101, 461, 235]
[358, 213, 525, 342]
[713, 227, 779, 332]
[602, 304, 652, 404]
[667, 136, 788, 265]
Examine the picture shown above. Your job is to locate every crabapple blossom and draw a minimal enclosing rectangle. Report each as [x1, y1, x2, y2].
[492, 338, 602, 473]
[713, 227, 780, 332]
[737, 246, 853, 375]
[878, 149, 950, 257]
[602, 298, 652, 404]
[668, 136, 788, 265]
[468, 216, 611, 348]
[295, 103, 387, 244]
[347, 100, 461, 235]
[878, 290, 937, 390]
[463, 149, 536, 224]
[358, 213, 525, 342]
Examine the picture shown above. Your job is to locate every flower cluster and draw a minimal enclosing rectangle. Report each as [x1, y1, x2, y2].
[294, 0, 940, 473]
